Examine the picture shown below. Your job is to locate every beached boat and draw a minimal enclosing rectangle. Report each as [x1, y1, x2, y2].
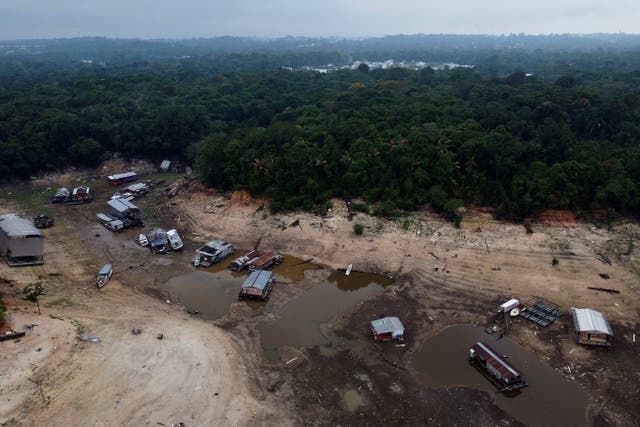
[96, 264, 113, 288]
[345, 264, 353, 276]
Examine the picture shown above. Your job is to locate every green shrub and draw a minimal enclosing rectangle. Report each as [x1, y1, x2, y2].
[353, 223, 364, 235]
[351, 202, 369, 214]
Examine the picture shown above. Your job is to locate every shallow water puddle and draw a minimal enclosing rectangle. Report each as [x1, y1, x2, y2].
[164, 256, 320, 319]
[258, 271, 393, 360]
[165, 270, 242, 319]
[412, 325, 587, 427]
[271, 256, 322, 282]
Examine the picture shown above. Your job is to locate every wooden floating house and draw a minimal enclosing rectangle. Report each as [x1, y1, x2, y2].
[370, 316, 405, 342]
[230, 249, 282, 272]
[247, 251, 283, 271]
[108, 171, 138, 186]
[238, 270, 275, 301]
[230, 249, 260, 271]
[469, 342, 527, 392]
[570, 307, 613, 347]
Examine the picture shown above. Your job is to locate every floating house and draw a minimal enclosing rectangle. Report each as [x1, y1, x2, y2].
[108, 172, 138, 185]
[570, 308, 613, 347]
[194, 240, 234, 267]
[0, 214, 44, 266]
[230, 250, 282, 271]
[125, 182, 150, 197]
[247, 251, 283, 271]
[230, 249, 260, 272]
[238, 270, 275, 301]
[106, 198, 141, 226]
[370, 316, 405, 342]
[469, 342, 527, 391]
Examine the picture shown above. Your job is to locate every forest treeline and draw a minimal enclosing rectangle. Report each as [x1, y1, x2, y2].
[1, 49, 640, 220]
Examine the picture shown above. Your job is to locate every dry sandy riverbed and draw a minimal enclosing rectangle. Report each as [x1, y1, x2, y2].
[1, 166, 640, 426]
[0, 197, 290, 426]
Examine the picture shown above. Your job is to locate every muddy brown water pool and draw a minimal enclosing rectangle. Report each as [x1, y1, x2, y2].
[258, 271, 393, 361]
[165, 261, 394, 361]
[412, 325, 587, 427]
[164, 256, 322, 318]
[165, 270, 243, 319]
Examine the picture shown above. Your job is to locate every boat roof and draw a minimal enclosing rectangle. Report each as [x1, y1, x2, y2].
[126, 182, 148, 191]
[0, 213, 43, 238]
[108, 172, 137, 180]
[473, 342, 521, 380]
[99, 264, 112, 275]
[148, 228, 167, 238]
[570, 308, 613, 335]
[241, 270, 274, 291]
[107, 198, 139, 212]
[370, 316, 404, 334]
[198, 240, 232, 254]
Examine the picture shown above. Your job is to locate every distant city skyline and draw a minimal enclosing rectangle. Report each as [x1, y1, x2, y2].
[0, 0, 639, 40]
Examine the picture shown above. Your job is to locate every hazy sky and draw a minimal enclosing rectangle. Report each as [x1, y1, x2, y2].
[1, 0, 639, 40]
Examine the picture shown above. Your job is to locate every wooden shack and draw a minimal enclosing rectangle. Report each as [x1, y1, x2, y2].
[247, 251, 283, 271]
[370, 316, 405, 342]
[238, 270, 274, 301]
[0, 214, 44, 266]
[570, 308, 613, 347]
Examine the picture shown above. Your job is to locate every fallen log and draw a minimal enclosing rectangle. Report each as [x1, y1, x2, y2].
[291, 258, 313, 266]
[0, 331, 26, 342]
[587, 286, 620, 294]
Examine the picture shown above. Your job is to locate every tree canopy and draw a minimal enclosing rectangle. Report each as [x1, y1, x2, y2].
[1, 42, 640, 220]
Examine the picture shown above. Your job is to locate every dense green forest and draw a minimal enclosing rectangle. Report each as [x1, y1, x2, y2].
[1, 37, 640, 219]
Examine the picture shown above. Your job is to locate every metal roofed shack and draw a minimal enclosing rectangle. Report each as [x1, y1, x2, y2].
[570, 308, 613, 347]
[108, 171, 138, 185]
[160, 160, 171, 172]
[370, 316, 405, 342]
[469, 341, 527, 392]
[106, 198, 141, 227]
[0, 214, 44, 266]
[238, 270, 275, 301]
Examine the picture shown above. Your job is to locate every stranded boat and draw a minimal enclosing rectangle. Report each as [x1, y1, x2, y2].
[345, 264, 353, 276]
[96, 264, 113, 288]
[469, 341, 528, 392]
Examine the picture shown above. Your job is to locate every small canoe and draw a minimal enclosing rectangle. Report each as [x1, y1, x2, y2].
[345, 264, 353, 276]
[97, 264, 113, 288]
